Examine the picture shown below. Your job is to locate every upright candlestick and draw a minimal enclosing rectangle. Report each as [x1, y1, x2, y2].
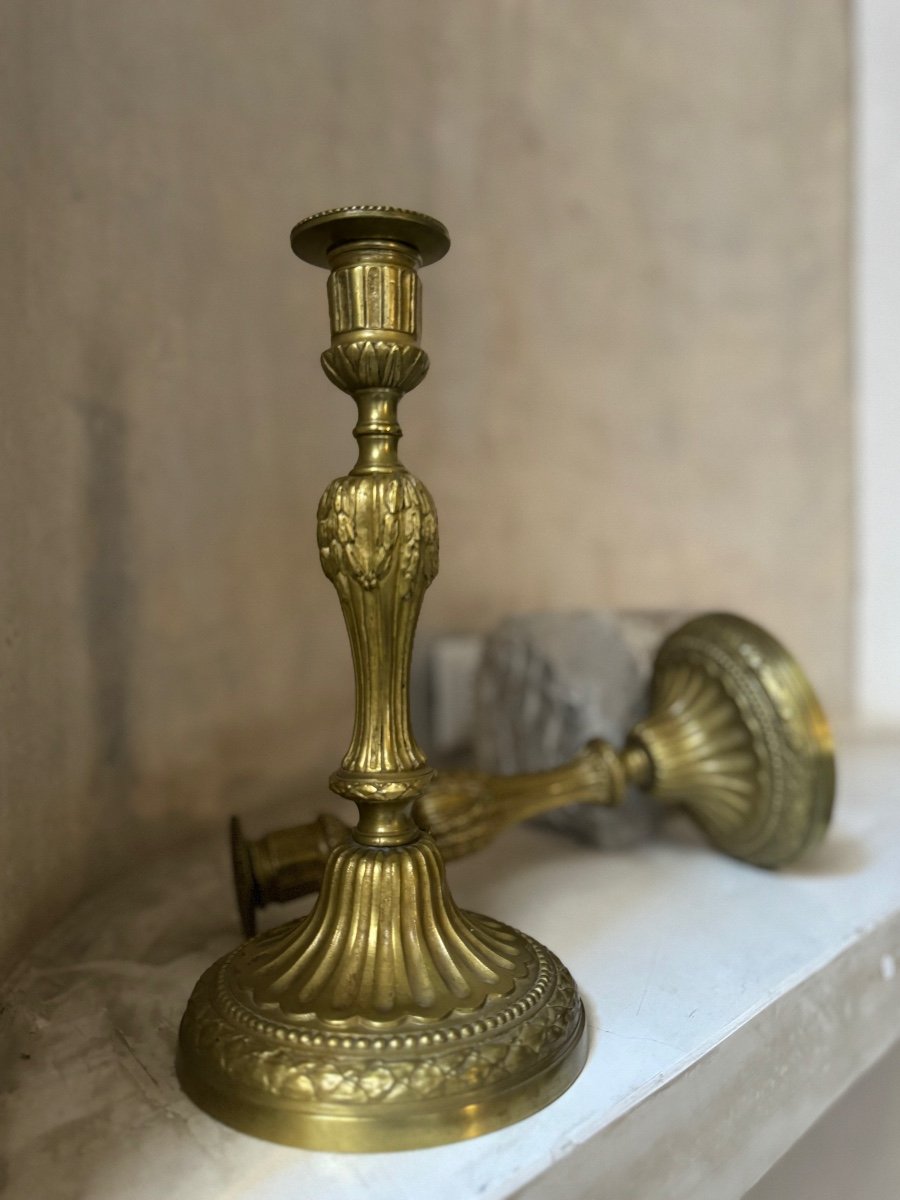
[176, 207, 587, 1151]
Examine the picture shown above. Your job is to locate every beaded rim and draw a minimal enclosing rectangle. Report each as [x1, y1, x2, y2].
[290, 205, 450, 268]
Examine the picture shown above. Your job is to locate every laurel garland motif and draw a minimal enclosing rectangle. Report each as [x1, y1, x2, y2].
[317, 472, 438, 597]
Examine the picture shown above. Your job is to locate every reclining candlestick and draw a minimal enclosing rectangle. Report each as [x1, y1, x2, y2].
[176, 207, 587, 1151]
[232, 611, 835, 937]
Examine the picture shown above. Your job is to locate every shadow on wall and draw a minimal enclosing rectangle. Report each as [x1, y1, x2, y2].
[78, 342, 136, 834]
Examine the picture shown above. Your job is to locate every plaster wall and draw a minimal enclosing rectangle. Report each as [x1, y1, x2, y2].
[856, 0, 900, 723]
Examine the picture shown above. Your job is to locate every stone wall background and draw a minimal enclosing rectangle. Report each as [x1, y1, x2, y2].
[0, 0, 851, 971]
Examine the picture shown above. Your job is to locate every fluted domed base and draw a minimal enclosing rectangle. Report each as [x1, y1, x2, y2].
[177, 834, 586, 1150]
[629, 613, 834, 867]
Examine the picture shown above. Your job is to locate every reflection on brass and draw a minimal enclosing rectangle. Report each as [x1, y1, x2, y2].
[177, 208, 587, 1152]
[233, 612, 835, 938]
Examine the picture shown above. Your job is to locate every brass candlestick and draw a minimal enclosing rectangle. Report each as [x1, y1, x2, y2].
[177, 207, 587, 1151]
[232, 612, 836, 937]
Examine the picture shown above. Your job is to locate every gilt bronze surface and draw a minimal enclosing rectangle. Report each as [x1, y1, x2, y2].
[176, 207, 587, 1151]
[232, 612, 835, 938]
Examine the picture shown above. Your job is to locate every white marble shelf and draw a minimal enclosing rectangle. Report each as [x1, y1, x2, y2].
[3, 737, 900, 1200]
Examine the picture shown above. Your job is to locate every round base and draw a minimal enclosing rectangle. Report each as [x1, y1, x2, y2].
[632, 612, 835, 867]
[177, 913, 586, 1152]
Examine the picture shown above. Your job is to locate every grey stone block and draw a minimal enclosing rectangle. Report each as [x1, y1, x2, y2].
[474, 611, 689, 848]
